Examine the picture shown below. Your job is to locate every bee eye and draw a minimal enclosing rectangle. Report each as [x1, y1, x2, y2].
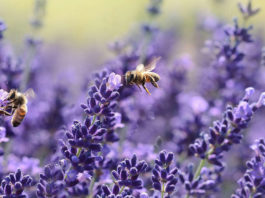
[9, 92, 15, 99]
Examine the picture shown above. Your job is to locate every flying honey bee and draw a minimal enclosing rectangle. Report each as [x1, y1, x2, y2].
[0, 89, 35, 127]
[125, 57, 160, 95]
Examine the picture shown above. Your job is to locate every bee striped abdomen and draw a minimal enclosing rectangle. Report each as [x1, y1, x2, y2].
[152, 73, 160, 82]
[11, 105, 27, 127]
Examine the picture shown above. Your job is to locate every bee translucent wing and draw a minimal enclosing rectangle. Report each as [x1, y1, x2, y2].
[136, 64, 145, 72]
[24, 88, 35, 99]
[144, 57, 161, 72]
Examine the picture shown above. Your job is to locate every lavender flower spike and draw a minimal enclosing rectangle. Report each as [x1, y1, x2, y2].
[189, 88, 265, 167]
[99, 154, 148, 197]
[187, 88, 265, 197]
[232, 139, 265, 198]
[0, 169, 33, 198]
[152, 150, 178, 198]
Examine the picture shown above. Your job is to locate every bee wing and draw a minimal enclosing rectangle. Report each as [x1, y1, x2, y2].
[24, 88, 36, 99]
[136, 64, 145, 72]
[144, 57, 161, 72]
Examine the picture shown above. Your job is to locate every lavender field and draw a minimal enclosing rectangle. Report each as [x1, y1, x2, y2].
[0, 0, 265, 197]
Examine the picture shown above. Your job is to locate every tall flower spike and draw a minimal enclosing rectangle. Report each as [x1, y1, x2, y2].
[152, 150, 178, 197]
[60, 119, 105, 180]
[36, 70, 124, 197]
[189, 88, 265, 167]
[187, 88, 265, 197]
[232, 139, 265, 198]
[238, 0, 260, 20]
[99, 154, 148, 197]
[81, 71, 122, 143]
[199, 13, 260, 111]
[0, 169, 33, 198]
[178, 164, 221, 197]
[37, 165, 64, 198]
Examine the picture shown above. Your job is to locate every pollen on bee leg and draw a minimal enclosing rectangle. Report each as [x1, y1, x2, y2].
[143, 85, 151, 95]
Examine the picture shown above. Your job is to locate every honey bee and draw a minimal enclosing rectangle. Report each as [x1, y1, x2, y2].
[125, 57, 160, 95]
[0, 89, 34, 127]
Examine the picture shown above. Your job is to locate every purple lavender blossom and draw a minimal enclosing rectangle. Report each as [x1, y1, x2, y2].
[189, 88, 265, 164]
[152, 150, 178, 198]
[238, 0, 260, 20]
[232, 139, 265, 198]
[0, 169, 33, 198]
[186, 88, 265, 197]
[108, 72, 122, 91]
[36, 164, 65, 197]
[98, 154, 148, 197]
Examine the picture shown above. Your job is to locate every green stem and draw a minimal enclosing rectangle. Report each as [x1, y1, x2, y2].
[87, 176, 96, 198]
[250, 186, 256, 198]
[91, 115, 96, 125]
[185, 147, 215, 198]
[194, 159, 206, 179]
[76, 147, 81, 157]
[161, 182, 165, 198]
[64, 115, 96, 181]
[64, 115, 97, 184]
[119, 186, 125, 194]
[63, 164, 71, 180]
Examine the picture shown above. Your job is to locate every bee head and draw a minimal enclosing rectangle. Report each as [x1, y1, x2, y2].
[8, 89, 17, 100]
[125, 71, 135, 85]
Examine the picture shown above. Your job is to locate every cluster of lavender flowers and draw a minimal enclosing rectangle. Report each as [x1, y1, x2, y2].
[232, 139, 265, 198]
[0, 0, 265, 197]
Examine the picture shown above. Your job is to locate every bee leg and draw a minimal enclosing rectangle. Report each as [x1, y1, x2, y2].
[142, 83, 151, 95]
[150, 76, 159, 88]
[136, 84, 142, 91]
[151, 81, 159, 88]
[10, 108, 16, 115]
[0, 110, 12, 116]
